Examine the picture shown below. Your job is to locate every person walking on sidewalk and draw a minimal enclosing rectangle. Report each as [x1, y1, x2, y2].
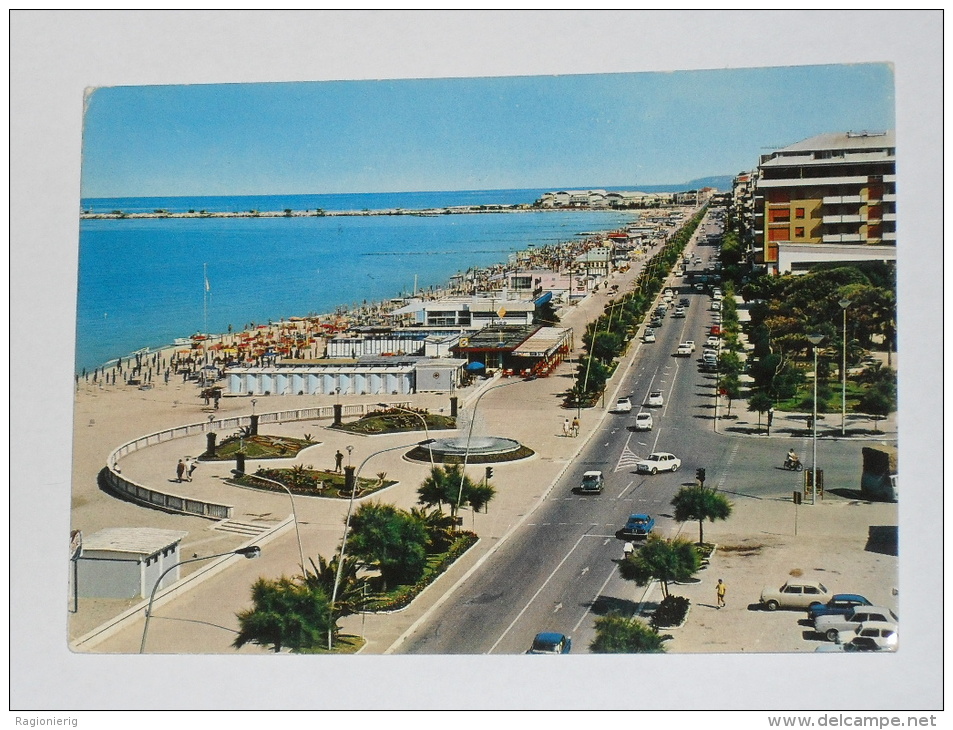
[176, 459, 186, 482]
[571, 416, 580, 437]
[716, 578, 727, 608]
[562, 418, 571, 437]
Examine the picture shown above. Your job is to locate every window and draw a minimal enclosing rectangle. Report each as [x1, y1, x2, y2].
[795, 227, 805, 238]
[795, 208, 805, 219]
[768, 209, 790, 223]
[768, 228, 788, 241]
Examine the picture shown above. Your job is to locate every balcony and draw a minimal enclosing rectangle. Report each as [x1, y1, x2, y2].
[822, 215, 863, 224]
[881, 231, 897, 242]
[822, 195, 864, 205]
[821, 233, 864, 244]
[883, 193, 897, 202]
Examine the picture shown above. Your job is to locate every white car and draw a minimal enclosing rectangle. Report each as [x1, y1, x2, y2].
[815, 606, 899, 642]
[643, 329, 656, 343]
[633, 412, 653, 431]
[646, 390, 664, 407]
[684, 340, 696, 351]
[835, 621, 898, 651]
[710, 300, 722, 311]
[613, 397, 632, 413]
[706, 336, 721, 349]
[675, 344, 692, 357]
[635, 452, 681, 474]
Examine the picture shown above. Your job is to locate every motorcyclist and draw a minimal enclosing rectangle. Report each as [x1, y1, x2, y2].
[785, 449, 800, 468]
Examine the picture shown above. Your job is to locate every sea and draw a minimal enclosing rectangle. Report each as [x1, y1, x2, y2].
[75, 188, 648, 373]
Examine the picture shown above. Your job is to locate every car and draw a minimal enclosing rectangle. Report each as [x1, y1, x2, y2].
[575, 470, 604, 495]
[613, 397, 632, 413]
[635, 452, 681, 474]
[683, 340, 696, 351]
[646, 390, 664, 407]
[712, 289, 723, 300]
[760, 579, 830, 611]
[693, 283, 705, 292]
[705, 336, 721, 349]
[710, 300, 721, 311]
[642, 329, 656, 343]
[663, 287, 674, 297]
[709, 325, 722, 336]
[650, 317, 664, 328]
[835, 622, 898, 651]
[679, 298, 690, 306]
[807, 594, 874, 623]
[672, 307, 686, 318]
[675, 344, 692, 357]
[620, 513, 656, 538]
[527, 632, 572, 654]
[633, 412, 653, 431]
[815, 606, 899, 642]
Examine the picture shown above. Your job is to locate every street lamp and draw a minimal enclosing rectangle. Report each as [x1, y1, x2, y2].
[454, 379, 524, 515]
[140, 545, 261, 653]
[378, 403, 434, 470]
[806, 334, 824, 506]
[839, 298, 852, 436]
[232, 468, 306, 576]
[327, 438, 435, 650]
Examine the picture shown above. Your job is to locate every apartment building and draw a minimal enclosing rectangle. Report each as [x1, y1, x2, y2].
[752, 131, 896, 274]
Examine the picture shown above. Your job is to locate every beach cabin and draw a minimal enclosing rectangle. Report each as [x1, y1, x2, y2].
[73, 527, 188, 600]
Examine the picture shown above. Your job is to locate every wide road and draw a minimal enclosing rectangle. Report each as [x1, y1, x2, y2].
[392, 213, 875, 655]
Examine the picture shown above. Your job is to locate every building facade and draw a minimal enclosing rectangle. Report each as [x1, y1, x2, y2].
[752, 131, 896, 274]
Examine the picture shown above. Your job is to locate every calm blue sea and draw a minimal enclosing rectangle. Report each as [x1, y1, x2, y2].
[76, 189, 639, 373]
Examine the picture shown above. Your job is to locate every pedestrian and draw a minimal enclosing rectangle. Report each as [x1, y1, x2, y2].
[716, 578, 727, 608]
[176, 459, 186, 482]
[622, 541, 635, 559]
[334, 449, 344, 473]
[187, 460, 198, 481]
[571, 416, 580, 437]
[562, 418, 571, 437]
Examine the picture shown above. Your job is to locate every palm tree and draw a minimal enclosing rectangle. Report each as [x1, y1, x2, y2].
[671, 485, 733, 545]
[233, 576, 331, 653]
[302, 554, 370, 620]
[618, 535, 700, 599]
[409, 506, 457, 552]
[589, 612, 667, 653]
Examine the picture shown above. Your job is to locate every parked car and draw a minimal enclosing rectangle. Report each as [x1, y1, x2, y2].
[646, 390, 664, 407]
[807, 594, 873, 623]
[679, 298, 690, 306]
[760, 579, 831, 611]
[650, 317, 664, 328]
[643, 328, 656, 343]
[672, 307, 686, 318]
[527, 632, 572, 654]
[675, 344, 692, 357]
[613, 397, 632, 413]
[835, 622, 898, 651]
[633, 412, 653, 431]
[693, 283, 705, 292]
[815, 606, 899, 642]
[706, 336, 721, 349]
[710, 300, 721, 311]
[709, 325, 722, 336]
[575, 470, 604, 495]
[620, 513, 656, 539]
[635, 452, 681, 474]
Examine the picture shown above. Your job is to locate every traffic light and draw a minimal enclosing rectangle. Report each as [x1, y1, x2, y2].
[485, 466, 494, 480]
[696, 468, 706, 486]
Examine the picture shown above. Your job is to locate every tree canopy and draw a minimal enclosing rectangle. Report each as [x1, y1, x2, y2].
[233, 576, 332, 653]
[671, 486, 733, 544]
[618, 535, 701, 599]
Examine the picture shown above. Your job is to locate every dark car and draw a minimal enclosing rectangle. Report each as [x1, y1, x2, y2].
[527, 632, 572, 654]
[807, 594, 873, 623]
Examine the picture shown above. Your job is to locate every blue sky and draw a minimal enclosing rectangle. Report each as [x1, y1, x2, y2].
[81, 63, 895, 198]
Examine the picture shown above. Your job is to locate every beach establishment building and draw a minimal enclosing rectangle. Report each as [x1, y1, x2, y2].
[385, 295, 536, 330]
[72, 527, 188, 600]
[752, 130, 897, 275]
[454, 324, 573, 377]
[224, 356, 468, 396]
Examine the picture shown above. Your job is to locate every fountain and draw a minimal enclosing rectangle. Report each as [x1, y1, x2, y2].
[406, 407, 533, 464]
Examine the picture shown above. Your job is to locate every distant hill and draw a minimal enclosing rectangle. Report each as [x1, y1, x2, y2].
[633, 175, 734, 193]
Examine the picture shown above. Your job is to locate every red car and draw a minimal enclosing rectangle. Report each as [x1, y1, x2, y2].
[709, 325, 722, 336]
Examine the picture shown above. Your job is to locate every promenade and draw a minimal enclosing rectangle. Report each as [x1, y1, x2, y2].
[68, 217, 898, 656]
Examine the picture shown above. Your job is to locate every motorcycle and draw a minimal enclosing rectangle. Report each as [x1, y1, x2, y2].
[783, 457, 803, 472]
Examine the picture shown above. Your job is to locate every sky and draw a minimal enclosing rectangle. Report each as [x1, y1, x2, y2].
[80, 62, 895, 198]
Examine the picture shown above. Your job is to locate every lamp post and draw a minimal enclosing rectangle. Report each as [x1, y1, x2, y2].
[327, 438, 435, 650]
[378, 403, 434, 470]
[839, 299, 851, 436]
[806, 334, 824, 506]
[232, 468, 306, 576]
[140, 545, 261, 653]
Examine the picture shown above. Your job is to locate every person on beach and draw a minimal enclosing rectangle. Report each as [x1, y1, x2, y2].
[176, 459, 186, 482]
[716, 579, 727, 608]
[562, 418, 571, 437]
[334, 450, 344, 473]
